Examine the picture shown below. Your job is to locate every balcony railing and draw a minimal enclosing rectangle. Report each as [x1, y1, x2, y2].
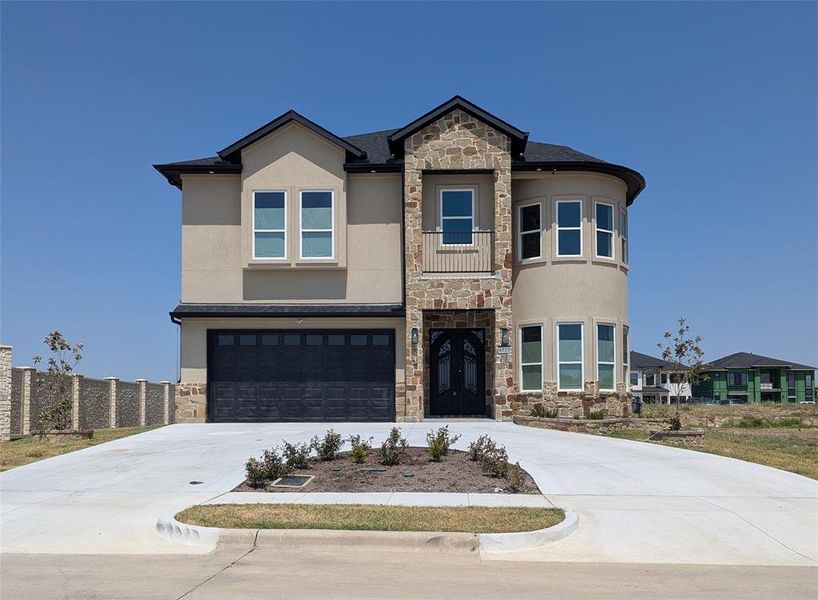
[421, 230, 493, 274]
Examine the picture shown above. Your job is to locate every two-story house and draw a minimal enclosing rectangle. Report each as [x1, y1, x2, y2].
[155, 96, 645, 423]
[629, 351, 693, 405]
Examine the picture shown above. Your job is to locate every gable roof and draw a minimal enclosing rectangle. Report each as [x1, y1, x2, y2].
[630, 351, 671, 369]
[217, 110, 366, 163]
[706, 352, 815, 370]
[386, 95, 529, 157]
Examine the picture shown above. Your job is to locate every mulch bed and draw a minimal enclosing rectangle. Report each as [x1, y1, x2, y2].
[234, 447, 540, 494]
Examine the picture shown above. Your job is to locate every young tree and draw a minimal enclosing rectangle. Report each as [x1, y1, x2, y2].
[33, 331, 84, 431]
[657, 318, 707, 421]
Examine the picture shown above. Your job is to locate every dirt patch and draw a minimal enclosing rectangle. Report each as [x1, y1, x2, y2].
[234, 447, 540, 494]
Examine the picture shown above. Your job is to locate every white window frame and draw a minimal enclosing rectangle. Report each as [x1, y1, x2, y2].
[519, 324, 543, 392]
[556, 322, 584, 391]
[252, 190, 287, 260]
[622, 325, 629, 389]
[298, 189, 335, 260]
[517, 201, 542, 261]
[596, 323, 616, 392]
[594, 201, 615, 260]
[620, 209, 629, 264]
[438, 187, 476, 246]
[556, 199, 583, 257]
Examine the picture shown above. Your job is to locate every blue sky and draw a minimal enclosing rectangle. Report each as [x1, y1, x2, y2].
[2, 1, 816, 381]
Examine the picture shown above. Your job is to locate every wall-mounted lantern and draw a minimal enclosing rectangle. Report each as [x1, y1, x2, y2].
[411, 328, 419, 345]
[500, 328, 510, 347]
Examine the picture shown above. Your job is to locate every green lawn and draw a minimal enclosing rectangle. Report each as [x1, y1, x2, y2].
[177, 504, 565, 534]
[0, 426, 162, 471]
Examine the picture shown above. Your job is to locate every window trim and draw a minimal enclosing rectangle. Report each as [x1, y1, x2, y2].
[438, 187, 476, 246]
[298, 189, 335, 260]
[519, 324, 544, 392]
[622, 325, 630, 389]
[517, 201, 542, 262]
[620, 209, 629, 264]
[252, 189, 287, 260]
[555, 199, 583, 257]
[594, 201, 615, 260]
[596, 323, 616, 392]
[556, 322, 584, 391]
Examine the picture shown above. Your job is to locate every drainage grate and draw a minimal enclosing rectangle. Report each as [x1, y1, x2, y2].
[271, 474, 314, 488]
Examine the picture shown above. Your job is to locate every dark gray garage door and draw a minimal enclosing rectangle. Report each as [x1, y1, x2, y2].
[207, 329, 395, 422]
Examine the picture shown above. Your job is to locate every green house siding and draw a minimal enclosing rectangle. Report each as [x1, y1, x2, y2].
[695, 367, 815, 403]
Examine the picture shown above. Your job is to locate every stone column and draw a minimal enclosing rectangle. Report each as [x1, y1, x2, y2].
[136, 379, 147, 426]
[160, 381, 171, 424]
[105, 377, 118, 429]
[71, 374, 82, 431]
[20, 366, 35, 435]
[0, 345, 12, 442]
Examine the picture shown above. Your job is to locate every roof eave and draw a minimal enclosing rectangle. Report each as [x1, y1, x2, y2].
[513, 160, 646, 204]
[152, 163, 242, 189]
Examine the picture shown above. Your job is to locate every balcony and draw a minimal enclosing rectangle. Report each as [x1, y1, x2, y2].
[421, 230, 494, 274]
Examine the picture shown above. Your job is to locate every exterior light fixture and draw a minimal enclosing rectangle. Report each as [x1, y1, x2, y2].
[411, 328, 419, 345]
[501, 328, 510, 347]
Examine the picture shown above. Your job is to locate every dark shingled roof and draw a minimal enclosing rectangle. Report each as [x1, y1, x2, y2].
[630, 351, 671, 369]
[639, 386, 670, 394]
[707, 352, 815, 371]
[342, 129, 400, 165]
[170, 303, 405, 320]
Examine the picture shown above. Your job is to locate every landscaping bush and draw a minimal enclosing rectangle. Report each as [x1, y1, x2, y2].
[530, 404, 557, 419]
[380, 427, 408, 466]
[505, 462, 527, 493]
[311, 429, 343, 461]
[668, 416, 682, 431]
[426, 425, 461, 462]
[262, 448, 289, 480]
[245, 457, 267, 488]
[348, 434, 372, 464]
[282, 441, 311, 469]
[586, 410, 604, 420]
[467, 434, 495, 462]
[482, 444, 510, 478]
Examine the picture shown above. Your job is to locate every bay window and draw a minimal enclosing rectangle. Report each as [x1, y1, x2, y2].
[518, 202, 541, 260]
[622, 325, 630, 387]
[595, 202, 614, 259]
[557, 323, 583, 390]
[620, 209, 629, 264]
[520, 325, 543, 391]
[597, 324, 615, 391]
[556, 200, 582, 256]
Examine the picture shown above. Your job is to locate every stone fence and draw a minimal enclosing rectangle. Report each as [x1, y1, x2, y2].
[0, 344, 174, 441]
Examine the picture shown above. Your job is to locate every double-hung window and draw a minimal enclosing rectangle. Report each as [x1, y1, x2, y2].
[595, 202, 614, 259]
[645, 373, 656, 386]
[440, 189, 474, 245]
[622, 325, 630, 387]
[557, 323, 583, 390]
[556, 200, 582, 256]
[520, 325, 543, 391]
[620, 209, 629, 264]
[728, 372, 748, 386]
[253, 191, 286, 259]
[597, 324, 615, 391]
[518, 202, 541, 260]
[630, 371, 639, 386]
[300, 190, 333, 259]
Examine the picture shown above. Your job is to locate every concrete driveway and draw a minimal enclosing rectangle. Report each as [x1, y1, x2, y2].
[1, 422, 817, 565]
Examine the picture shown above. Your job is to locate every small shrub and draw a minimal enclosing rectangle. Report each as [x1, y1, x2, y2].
[262, 447, 289, 480]
[282, 441, 311, 469]
[586, 410, 604, 420]
[530, 404, 558, 419]
[668, 416, 682, 431]
[505, 462, 527, 493]
[467, 434, 495, 462]
[245, 457, 267, 488]
[425, 425, 462, 462]
[777, 417, 803, 428]
[482, 444, 510, 478]
[348, 434, 372, 464]
[380, 427, 408, 466]
[311, 429, 343, 461]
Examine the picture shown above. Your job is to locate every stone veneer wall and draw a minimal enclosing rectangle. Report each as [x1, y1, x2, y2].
[79, 377, 112, 430]
[176, 383, 207, 423]
[403, 108, 514, 421]
[0, 346, 11, 441]
[145, 383, 165, 425]
[507, 383, 630, 420]
[116, 382, 140, 427]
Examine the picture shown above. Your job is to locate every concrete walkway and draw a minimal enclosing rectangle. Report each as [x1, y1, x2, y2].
[1, 421, 817, 565]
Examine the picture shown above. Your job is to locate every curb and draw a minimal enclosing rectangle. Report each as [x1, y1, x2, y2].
[156, 509, 578, 555]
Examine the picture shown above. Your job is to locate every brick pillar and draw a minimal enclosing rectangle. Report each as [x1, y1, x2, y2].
[160, 381, 170, 425]
[105, 377, 118, 428]
[20, 366, 35, 435]
[71, 374, 82, 431]
[0, 345, 12, 442]
[136, 379, 147, 426]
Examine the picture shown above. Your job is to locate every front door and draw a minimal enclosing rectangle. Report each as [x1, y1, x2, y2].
[429, 329, 486, 416]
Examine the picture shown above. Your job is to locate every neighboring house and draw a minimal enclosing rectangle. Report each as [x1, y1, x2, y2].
[629, 351, 692, 404]
[155, 96, 645, 423]
[693, 352, 816, 404]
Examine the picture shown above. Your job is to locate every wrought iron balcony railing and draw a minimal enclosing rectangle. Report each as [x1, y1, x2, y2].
[421, 230, 493, 274]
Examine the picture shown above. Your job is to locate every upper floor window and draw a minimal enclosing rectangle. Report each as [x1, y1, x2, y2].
[518, 202, 541, 260]
[440, 189, 475, 245]
[557, 323, 583, 390]
[661, 373, 668, 384]
[630, 371, 639, 386]
[727, 372, 748, 386]
[300, 190, 333, 259]
[807, 373, 813, 388]
[253, 191, 286, 259]
[620, 209, 629, 264]
[645, 373, 656, 386]
[520, 324, 543, 391]
[556, 200, 582, 256]
[597, 324, 615, 391]
[595, 202, 614, 259]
